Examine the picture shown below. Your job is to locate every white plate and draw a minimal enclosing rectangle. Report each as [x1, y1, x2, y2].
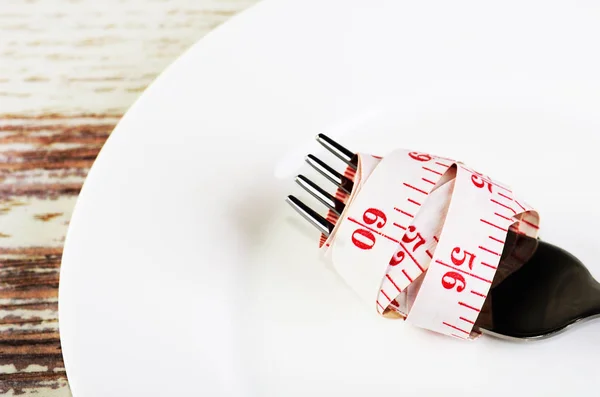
[58, 0, 600, 395]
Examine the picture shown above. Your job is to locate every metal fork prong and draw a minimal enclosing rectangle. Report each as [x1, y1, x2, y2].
[286, 195, 334, 236]
[305, 154, 354, 194]
[316, 133, 357, 170]
[295, 175, 345, 216]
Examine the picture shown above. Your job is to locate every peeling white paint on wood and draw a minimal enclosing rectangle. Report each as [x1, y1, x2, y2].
[0, 0, 257, 395]
[0, 0, 256, 116]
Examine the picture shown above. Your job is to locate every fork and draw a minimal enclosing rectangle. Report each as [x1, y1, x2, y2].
[286, 134, 600, 340]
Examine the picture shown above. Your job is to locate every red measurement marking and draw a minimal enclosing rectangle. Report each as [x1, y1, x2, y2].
[392, 222, 407, 230]
[498, 191, 513, 201]
[377, 301, 384, 310]
[479, 245, 500, 256]
[520, 218, 539, 229]
[436, 260, 492, 283]
[373, 155, 383, 159]
[348, 218, 400, 243]
[435, 161, 450, 168]
[400, 242, 425, 271]
[491, 199, 516, 214]
[403, 182, 428, 195]
[386, 274, 402, 292]
[459, 165, 511, 193]
[380, 289, 391, 301]
[394, 207, 414, 218]
[336, 190, 348, 200]
[458, 164, 471, 172]
[480, 261, 497, 270]
[459, 301, 481, 312]
[482, 179, 510, 194]
[426, 249, 433, 258]
[407, 198, 421, 206]
[514, 199, 527, 212]
[422, 177, 436, 185]
[433, 236, 439, 242]
[494, 212, 512, 221]
[422, 166, 443, 176]
[492, 183, 511, 192]
[443, 322, 470, 335]
[402, 269, 413, 282]
[489, 235, 504, 244]
[480, 219, 508, 232]
[471, 290, 487, 298]
[460, 316, 475, 325]
[326, 210, 338, 222]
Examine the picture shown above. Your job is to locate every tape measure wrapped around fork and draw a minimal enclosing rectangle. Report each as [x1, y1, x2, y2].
[319, 149, 540, 340]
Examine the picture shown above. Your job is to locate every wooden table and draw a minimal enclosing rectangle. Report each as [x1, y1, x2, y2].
[0, 1, 255, 394]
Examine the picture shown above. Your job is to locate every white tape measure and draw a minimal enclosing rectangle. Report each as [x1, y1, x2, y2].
[320, 149, 540, 339]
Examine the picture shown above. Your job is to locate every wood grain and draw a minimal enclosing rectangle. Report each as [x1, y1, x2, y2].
[0, 0, 256, 395]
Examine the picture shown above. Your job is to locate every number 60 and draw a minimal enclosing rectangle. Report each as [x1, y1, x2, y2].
[351, 208, 387, 250]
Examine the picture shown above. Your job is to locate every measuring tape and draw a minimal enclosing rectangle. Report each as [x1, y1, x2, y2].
[320, 149, 540, 339]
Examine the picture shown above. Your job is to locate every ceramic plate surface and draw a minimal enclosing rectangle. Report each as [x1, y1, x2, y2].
[59, 1, 600, 395]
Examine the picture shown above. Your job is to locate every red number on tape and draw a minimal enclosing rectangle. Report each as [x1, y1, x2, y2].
[402, 225, 426, 252]
[363, 208, 387, 228]
[351, 208, 387, 251]
[352, 229, 376, 250]
[451, 247, 476, 270]
[409, 152, 432, 162]
[389, 249, 406, 266]
[471, 174, 493, 193]
[441, 271, 466, 292]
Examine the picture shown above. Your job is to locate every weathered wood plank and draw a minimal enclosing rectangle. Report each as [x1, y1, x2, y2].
[0, 0, 257, 116]
[0, 115, 116, 395]
[0, 0, 258, 395]
[0, 118, 112, 395]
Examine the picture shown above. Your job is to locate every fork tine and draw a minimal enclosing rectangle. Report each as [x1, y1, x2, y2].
[295, 175, 345, 216]
[316, 133, 357, 170]
[286, 195, 335, 236]
[305, 154, 354, 194]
